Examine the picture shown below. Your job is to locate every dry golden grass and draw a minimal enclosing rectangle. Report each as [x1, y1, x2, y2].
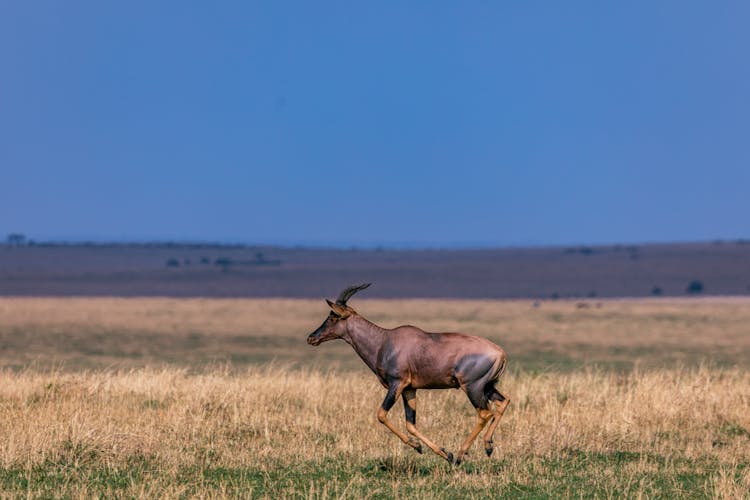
[0, 366, 748, 497]
[1, 296, 749, 371]
[0, 297, 749, 497]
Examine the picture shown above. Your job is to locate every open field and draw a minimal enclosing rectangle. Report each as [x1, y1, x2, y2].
[1, 297, 749, 371]
[0, 367, 748, 498]
[0, 297, 749, 497]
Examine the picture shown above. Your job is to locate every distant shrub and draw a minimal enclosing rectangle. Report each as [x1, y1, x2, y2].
[6, 233, 26, 246]
[215, 257, 232, 271]
[686, 280, 704, 294]
[166, 258, 180, 268]
[200, 257, 210, 265]
[587, 290, 597, 298]
[563, 247, 595, 255]
[651, 286, 663, 296]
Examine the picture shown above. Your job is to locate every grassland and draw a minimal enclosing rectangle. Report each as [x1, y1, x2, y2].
[0, 367, 748, 498]
[2, 296, 750, 371]
[0, 297, 748, 498]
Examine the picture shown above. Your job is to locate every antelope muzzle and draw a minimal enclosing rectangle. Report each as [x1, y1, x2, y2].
[307, 324, 326, 346]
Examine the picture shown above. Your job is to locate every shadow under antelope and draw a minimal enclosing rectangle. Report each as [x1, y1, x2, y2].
[306, 283, 509, 465]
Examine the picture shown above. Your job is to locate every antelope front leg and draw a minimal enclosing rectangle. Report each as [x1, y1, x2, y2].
[377, 383, 422, 454]
[402, 388, 454, 463]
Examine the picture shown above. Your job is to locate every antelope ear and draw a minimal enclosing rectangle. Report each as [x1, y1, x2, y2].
[326, 299, 350, 317]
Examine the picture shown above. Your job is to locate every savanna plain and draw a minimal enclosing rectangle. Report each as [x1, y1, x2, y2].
[0, 297, 749, 498]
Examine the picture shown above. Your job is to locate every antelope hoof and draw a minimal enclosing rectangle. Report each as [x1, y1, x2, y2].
[485, 440, 494, 457]
[454, 451, 468, 466]
[407, 438, 422, 454]
[441, 448, 454, 464]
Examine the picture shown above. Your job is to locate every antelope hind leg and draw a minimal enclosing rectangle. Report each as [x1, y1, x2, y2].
[483, 392, 510, 457]
[454, 408, 492, 465]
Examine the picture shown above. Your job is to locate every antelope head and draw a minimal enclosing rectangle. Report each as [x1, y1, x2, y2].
[307, 283, 371, 346]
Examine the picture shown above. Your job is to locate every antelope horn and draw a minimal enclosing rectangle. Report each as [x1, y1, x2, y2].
[335, 283, 372, 305]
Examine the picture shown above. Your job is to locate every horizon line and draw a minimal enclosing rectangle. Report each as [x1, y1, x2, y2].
[3, 235, 749, 251]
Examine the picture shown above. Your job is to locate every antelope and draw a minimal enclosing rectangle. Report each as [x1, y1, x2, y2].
[306, 283, 509, 465]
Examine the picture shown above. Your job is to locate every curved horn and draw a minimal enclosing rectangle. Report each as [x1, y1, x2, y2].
[335, 282, 371, 305]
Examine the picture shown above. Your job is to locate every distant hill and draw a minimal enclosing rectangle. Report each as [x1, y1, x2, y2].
[1, 241, 749, 298]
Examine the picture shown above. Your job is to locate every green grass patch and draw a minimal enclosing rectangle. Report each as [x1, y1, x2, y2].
[0, 450, 746, 498]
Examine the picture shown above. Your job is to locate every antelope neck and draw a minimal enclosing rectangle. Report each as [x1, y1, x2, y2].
[343, 315, 389, 375]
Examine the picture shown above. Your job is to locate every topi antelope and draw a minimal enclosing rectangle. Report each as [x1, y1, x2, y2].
[306, 283, 509, 465]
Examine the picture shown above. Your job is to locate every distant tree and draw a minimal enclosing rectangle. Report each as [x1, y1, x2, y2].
[651, 286, 663, 296]
[214, 257, 232, 272]
[686, 280, 704, 294]
[200, 257, 210, 265]
[6, 233, 26, 246]
[166, 258, 180, 268]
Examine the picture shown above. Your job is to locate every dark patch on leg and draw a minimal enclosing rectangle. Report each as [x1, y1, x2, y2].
[485, 386, 506, 402]
[455, 354, 495, 383]
[457, 354, 499, 410]
[381, 383, 400, 411]
[403, 396, 416, 425]
[401, 388, 423, 454]
[466, 382, 490, 410]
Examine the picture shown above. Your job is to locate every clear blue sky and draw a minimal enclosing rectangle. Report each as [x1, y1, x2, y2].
[2, 2, 748, 247]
